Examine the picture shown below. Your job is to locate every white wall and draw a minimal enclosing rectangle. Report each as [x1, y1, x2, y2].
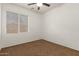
[1, 4, 41, 48]
[0, 4, 2, 49]
[43, 3, 79, 51]
[1, 3, 79, 51]
[39, 14, 44, 39]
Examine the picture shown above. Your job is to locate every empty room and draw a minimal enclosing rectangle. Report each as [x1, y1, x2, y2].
[0, 3, 79, 56]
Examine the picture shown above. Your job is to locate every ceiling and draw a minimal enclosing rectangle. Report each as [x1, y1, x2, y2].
[15, 3, 64, 13]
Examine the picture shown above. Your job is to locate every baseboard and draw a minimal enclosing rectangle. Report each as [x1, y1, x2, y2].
[44, 39, 79, 52]
[2, 38, 40, 49]
[1, 39, 79, 52]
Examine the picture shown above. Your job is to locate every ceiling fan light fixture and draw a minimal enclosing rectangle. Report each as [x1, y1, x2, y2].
[37, 3, 42, 6]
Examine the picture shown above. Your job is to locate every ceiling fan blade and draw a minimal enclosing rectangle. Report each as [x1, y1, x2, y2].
[43, 3, 50, 7]
[28, 3, 36, 5]
[38, 7, 40, 10]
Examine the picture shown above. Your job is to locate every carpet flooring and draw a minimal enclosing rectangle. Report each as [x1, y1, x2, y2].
[0, 39, 79, 56]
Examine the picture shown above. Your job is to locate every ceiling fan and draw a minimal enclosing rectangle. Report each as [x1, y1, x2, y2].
[28, 3, 50, 10]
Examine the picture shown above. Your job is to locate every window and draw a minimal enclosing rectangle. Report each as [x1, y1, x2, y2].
[20, 15, 28, 32]
[7, 12, 18, 33]
[6, 11, 28, 33]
